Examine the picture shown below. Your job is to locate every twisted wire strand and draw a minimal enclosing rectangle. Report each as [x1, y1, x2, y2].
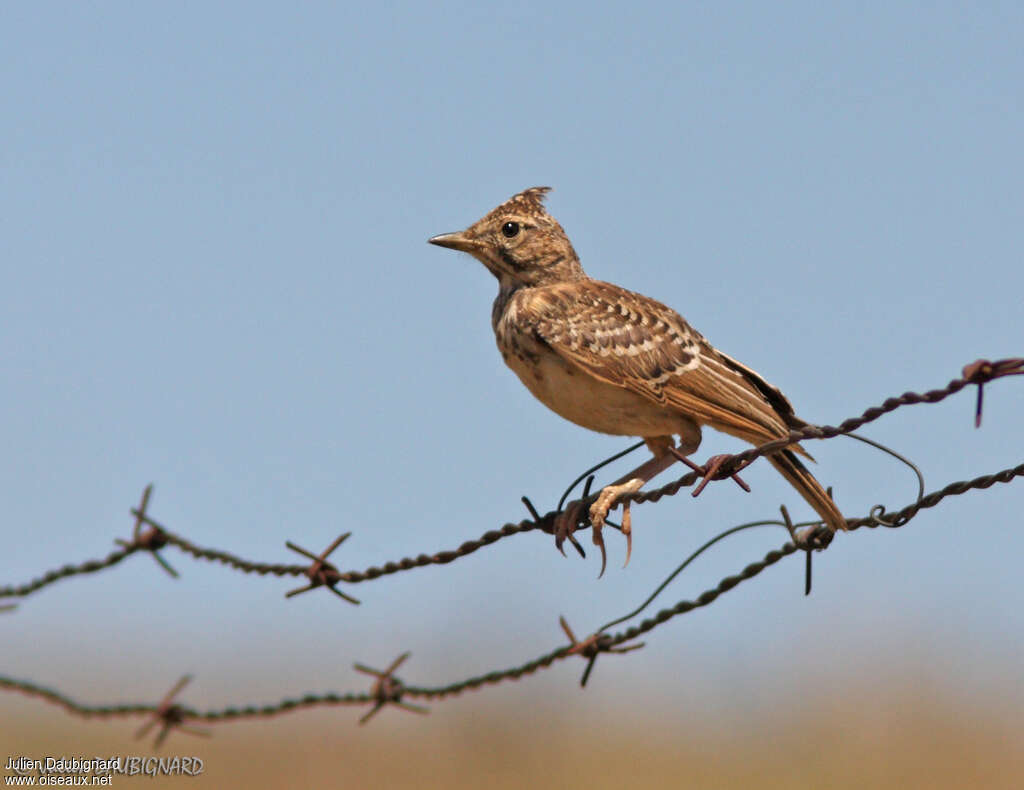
[1, 458, 1020, 730]
[0, 545, 141, 598]
[1, 358, 1019, 601]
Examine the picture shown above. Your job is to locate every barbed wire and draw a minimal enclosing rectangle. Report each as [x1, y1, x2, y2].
[1, 357, 1022, 743]
[3, 460, 1020, 742]
[2, 358, 1020, 605]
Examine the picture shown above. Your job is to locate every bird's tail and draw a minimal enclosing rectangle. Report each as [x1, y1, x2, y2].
[767, 450, 847, 532]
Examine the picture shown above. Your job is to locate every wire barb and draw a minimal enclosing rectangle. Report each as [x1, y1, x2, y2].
[780, 505, 813, 596]
[559, 616, 645, 687]
[353, 653, 429, 724]
[284, 533, 360, 604]
[119, 485, 178, 578]
[962, 357, 1024, 428]
[668, 448, 752, 497]
[134, 676, 210, 748]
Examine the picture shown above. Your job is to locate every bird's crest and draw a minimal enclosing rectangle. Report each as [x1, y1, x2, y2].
[504, 186, 551, 214]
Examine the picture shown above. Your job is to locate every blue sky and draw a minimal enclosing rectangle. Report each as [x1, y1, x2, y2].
[3, 1, 1022, 727]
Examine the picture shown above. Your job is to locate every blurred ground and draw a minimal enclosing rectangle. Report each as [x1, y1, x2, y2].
[4, 677, 1021, 789]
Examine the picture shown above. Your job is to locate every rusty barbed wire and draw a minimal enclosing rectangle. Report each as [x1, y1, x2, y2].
[3, 455, 1021, 741]
[2, 358, 1021, 604]
[2, 357, 1022, 742]
[0, 671, 376, 747]
[0, 675, 155, 719]
[401, 458, 1024, 698]
[624, 357, 1024, 507]
[0, 544, 142, 600]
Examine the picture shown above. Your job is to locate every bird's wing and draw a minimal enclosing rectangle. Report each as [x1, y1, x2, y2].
[519, 280, 803, 447]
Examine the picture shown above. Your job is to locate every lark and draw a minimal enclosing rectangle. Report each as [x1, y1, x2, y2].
[429, 187, 845, 568]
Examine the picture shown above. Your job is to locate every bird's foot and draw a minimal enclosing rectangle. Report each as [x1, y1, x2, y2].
[669, 448, 751, 498]
[588, 478, 643, 576]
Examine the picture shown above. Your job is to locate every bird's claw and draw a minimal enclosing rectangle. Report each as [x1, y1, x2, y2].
[621, 504, 632, 569]
[553, 479, 641, 576]
[588, 479, 643, 577]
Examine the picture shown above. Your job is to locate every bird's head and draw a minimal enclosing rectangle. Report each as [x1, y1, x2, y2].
[429, 187, 585, 288]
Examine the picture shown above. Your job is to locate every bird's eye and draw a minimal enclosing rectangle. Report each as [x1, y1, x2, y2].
[501, 221, 520, 238]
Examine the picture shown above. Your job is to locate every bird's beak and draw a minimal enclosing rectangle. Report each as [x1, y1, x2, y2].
[428, 231, 479, 253]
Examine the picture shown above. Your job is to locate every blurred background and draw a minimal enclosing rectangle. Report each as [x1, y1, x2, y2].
[3, 2, 1022, 787]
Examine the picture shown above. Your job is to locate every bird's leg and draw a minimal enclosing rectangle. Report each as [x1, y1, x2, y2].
[587, 436, 683, 574]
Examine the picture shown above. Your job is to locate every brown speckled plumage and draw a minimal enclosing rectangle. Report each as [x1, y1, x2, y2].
[429, 187, 845, 538]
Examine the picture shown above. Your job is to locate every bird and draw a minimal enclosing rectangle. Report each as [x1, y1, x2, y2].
[428, 187, 845, 570]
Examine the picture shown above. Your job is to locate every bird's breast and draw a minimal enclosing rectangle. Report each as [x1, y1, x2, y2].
[494, 318, 694, 438]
